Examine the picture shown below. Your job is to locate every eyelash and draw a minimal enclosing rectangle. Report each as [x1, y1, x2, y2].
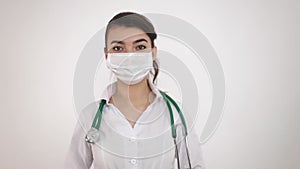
[136, 45, 146, 50]
[112, 46, 123, 51]
[112, 45, 147, 52]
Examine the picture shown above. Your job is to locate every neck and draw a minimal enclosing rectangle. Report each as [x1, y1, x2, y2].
[115, 77, 152, 103]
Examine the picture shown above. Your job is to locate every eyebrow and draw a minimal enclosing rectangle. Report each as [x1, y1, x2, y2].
[110, 38, 148, 45]
[110, 40, 124, 45]
[133, 38, 148, 44]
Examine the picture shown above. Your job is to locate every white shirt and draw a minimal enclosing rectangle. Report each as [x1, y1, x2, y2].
[64, 78, 206, 169]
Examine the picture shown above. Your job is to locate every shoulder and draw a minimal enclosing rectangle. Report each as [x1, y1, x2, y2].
[76, 100, 101, 131]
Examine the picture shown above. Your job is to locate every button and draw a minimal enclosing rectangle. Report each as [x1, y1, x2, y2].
[129, 137, 136, 142]
[130, 159, 137, 165]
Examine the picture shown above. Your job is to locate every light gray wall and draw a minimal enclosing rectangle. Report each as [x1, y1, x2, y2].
[0, 0, 299, 169]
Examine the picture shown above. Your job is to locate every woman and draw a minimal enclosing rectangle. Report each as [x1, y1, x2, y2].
[64, 12, 205, 169]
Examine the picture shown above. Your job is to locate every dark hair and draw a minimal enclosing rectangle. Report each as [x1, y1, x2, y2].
[104, 12, 159, 85]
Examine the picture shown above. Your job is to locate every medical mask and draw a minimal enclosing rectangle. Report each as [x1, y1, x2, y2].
[106, 51, 153, 85]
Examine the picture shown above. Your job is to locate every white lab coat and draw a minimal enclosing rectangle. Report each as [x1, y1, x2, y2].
[63, 78, 206, 169]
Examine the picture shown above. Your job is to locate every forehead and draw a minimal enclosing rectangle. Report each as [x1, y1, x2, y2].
[107, 26, 150, 44]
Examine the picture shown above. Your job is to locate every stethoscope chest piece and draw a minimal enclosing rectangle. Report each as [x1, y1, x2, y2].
[85, 127, 100, 143]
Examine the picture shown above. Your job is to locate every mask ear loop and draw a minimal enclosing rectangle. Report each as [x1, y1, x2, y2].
[107, 58, 117, 83]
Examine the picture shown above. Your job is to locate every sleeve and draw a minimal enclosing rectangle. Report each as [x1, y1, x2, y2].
[63, 119, 94, 169]
[176, 124, 206, 169]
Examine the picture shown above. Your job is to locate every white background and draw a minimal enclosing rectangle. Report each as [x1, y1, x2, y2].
[0, 0, 299, 169]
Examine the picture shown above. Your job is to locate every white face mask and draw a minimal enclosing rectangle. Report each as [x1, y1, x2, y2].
[106, 51, 153, 85]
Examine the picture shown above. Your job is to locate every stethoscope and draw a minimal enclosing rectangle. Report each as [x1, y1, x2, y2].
[85, 90, 192, 169]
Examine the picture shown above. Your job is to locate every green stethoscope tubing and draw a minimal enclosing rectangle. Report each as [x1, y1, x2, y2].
[90, 90, 188, 138]
[87, 90, 192, 168]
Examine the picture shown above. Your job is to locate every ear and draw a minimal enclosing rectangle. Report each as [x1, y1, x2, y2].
[152, 46, 157, 60]
[104, 47, 108, 59]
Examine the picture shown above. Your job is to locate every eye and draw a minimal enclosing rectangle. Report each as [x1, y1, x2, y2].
[112, 46, 123, 52]
[136, 45, 146, 51]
